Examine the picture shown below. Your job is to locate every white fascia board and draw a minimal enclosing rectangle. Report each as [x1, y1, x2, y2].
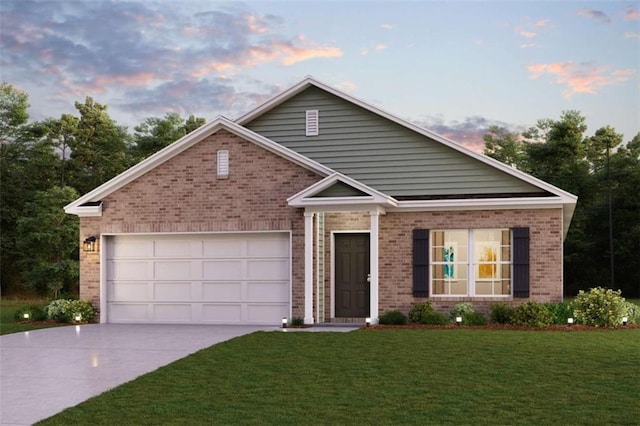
[72, 203, 103, 217]
[236, 76, 578, 203]
[65, 116, 333, 216]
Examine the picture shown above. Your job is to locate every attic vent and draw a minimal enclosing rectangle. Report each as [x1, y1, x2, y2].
[306, 110, 319, 136]
[217, 150, 229, 179]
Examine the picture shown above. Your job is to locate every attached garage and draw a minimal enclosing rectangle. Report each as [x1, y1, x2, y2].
[105, 232, 291, 325]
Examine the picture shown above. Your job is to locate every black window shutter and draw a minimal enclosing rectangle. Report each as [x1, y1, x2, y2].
[413, 229, 429, 297]
[512, 227, 530, 298]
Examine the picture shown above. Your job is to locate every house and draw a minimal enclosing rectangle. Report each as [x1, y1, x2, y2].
[64, 77, 577, 325]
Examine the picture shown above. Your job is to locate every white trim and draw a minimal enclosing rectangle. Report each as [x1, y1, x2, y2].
[65, 117, 334, 216]
[100, 234, 107, 323]
[305, 109, 319, 136]
[330, 230, 371, 320]
[304, 212, 315, 324]
[369, 210, 380, 324]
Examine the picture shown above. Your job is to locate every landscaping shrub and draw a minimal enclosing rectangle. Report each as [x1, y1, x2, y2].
[378, 310, 408, 325]
[408, 302, 448, 325]
[14, 305, 46, 322]
[290, 317, 304, 327]
[570, 287, 627, 327]
[449, 302, 486, 325]
[489, 302, 514, 324]
[545, 302, 573, 325]
[45, 299, 96, 323]
[622, 302, 639, 324]
[511, 302, 554, 327]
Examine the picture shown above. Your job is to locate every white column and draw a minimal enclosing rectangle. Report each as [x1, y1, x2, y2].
[369, 210, 380, 324]
[304, 212, 315, 324]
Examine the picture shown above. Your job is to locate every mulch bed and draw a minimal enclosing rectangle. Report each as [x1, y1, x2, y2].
[365, 323, 640, 331]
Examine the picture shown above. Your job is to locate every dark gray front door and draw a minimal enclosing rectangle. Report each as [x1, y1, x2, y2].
[335, 233, 370, 317]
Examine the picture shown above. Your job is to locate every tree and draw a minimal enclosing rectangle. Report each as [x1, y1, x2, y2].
[0, 82, 29, 141]
[67, 97, 130, 195]
[15, 186, 80, 298]
[482, 125, 524, 168]
[131, 113, 206, 162]
[42, 114, 79, 186]
[184, 114, 206, 134]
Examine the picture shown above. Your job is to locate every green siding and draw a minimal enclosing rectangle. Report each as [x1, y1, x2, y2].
[315, 182, 369, 197]
[246, 86, 545, 197]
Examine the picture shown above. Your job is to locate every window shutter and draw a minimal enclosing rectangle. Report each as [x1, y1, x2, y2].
[413, 229, 429, 297]
[512, 227, 530, 298]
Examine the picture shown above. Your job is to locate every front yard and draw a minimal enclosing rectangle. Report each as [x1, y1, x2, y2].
[39, 328, 640, 425]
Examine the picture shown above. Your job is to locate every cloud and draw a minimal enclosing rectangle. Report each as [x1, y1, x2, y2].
[374, 44, 388, 51]
[527, 61, 635, 97]
[578, 8, 611, 23]
[518, 30, 537, 39]
[414, 115, 525, 153]
[0, 1, 342, 121]
[520, 43, 539, 49]
[625, 6, 640, 20]
[625, 31, 640, 39]
[380, 24, 394, 30]
[534, 19, 550, 28]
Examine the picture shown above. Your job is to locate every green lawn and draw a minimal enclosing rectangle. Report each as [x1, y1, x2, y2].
[39, 328, 640, 425]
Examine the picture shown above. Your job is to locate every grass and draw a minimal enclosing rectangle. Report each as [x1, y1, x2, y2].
[39, 328, 640, 425]
[0, 297, 62, 335]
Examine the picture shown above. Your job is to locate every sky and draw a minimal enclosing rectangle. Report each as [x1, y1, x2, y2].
[1, 0, 639, 152]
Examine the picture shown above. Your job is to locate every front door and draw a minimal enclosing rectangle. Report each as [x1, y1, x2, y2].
[335, 233, 370, 317]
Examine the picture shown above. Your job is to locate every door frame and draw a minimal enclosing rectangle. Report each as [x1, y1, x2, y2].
[330, 230, 370, 319]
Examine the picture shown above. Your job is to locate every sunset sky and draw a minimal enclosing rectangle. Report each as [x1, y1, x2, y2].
[1, 0, 638, 151]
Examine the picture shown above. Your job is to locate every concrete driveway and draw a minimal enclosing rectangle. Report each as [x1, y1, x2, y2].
[0, 324, 272, 425]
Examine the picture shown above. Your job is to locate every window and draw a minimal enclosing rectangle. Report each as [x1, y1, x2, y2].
[431, 229, 511, 297]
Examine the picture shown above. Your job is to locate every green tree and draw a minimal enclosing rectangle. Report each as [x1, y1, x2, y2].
[0, 82, 29, 141]
[67, 97, 129, 195]
[184, 114, 206, 134]
[131, 113, 206, 162]
[15, 186, 80, 298]
[482, 125, 524, 168]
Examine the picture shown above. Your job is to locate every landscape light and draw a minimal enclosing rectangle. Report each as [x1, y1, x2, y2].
[455, 316, 462, 326]
[281, 317, 287, 328]
[365, 317, 371, 327]
[74, 314, 82, 322]
[23, 313, 30, 320]
[567, 317, 574, 325]
[622, 317, 628, 326]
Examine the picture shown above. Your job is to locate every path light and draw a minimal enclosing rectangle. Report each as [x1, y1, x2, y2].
[74, 314, 82, 322]
[365, 317, 371, 327]
[622, 317, 628, 326]
[455, 316, 462, 326]
[281, 317, 287, 328]
[567, 317, 574, 325]
[23, 312, 30, 320]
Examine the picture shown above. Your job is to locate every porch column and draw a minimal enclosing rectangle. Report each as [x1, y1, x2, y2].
[369, 210, 380, 323]
[304, 212, 315, 324]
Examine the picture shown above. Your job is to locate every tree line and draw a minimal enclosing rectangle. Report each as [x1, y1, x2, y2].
[1, 82, 638, 298]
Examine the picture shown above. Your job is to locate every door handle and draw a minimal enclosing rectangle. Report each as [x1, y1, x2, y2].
[366, 273, 371, 283]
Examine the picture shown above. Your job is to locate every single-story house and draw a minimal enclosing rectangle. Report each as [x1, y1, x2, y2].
[64, 77, 577, 325]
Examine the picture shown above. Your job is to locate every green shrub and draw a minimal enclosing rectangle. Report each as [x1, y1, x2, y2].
[378, 310, 408, 325]
[449, 302, 486, 325]
[420, 311, 449, 325]
[545, 302, 573, 325]
[490, 302, 514, 324]
[408, 302, 448, 325]
[45, 299, 96, 323]
[14, 305, 47, 322]
[622, 302, 639, 324]
[511, 302, 554, 327]
[570, 287, 627, 327]
[290, 317, 304, 327]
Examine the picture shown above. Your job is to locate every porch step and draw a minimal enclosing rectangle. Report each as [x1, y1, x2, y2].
[326, 317, 366, 324]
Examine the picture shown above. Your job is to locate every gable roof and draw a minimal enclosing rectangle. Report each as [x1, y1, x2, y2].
[64, 116, 333, 216]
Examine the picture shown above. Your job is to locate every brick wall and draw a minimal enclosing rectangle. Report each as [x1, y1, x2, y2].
[79, 129, 321, 316]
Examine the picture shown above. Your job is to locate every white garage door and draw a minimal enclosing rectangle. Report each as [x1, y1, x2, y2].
[106, 233, 290, 324]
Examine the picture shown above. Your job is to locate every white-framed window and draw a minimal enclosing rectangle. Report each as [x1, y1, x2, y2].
[431, 229, 511, 297]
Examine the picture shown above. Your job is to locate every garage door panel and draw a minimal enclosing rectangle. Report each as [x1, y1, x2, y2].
[203, 260, 243, 280]
[110, 304, 149, 321]
[248, 237, 288, 257]
[202, 282, 242, 301]
[154, 239, 196, 258]
[247, 304, 288, 323]
[110, 281, 149, 301]
[107, 233, 290, 325]
[247, 282, 289, 302]
[154, 261, 193, 280]
[110, 240, 153, 258]
[203, 239, 243, 257]
[153, 304, 191, 321]
[202, 304, 243, 322]
[247, 259, 289, 280]
[153, 282, 192, 301]
[109, 261, 150, 280]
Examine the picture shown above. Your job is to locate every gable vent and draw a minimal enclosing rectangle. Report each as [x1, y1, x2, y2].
[217, 150, 229, 179]
[306, 110, 319, 136]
